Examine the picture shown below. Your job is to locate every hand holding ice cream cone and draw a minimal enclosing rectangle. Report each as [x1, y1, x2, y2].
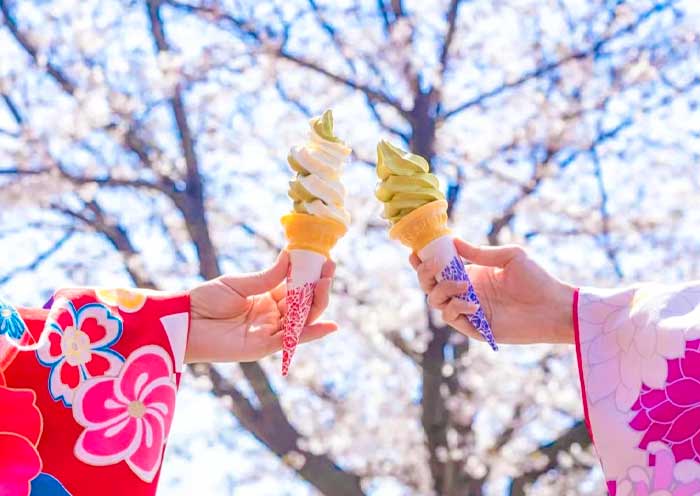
[280, 110, 350, 375]
[374, 141, 498, 350]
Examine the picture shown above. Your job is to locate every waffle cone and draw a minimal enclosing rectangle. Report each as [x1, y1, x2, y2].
[281, 213, 347, 258]
[389, 200, 451, 252]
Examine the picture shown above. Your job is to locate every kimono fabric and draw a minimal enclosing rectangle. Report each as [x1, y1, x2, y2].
[575, 283, 700, 496]
[0, 288, 190, 496]
[3, 281, 700, 495]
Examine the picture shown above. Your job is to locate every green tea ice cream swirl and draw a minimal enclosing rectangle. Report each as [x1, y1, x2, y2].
[375, 140, 445, 224]
[287, 110, 351, 227]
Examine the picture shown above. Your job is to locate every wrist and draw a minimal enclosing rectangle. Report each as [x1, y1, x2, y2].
[550, 281, 576, 344]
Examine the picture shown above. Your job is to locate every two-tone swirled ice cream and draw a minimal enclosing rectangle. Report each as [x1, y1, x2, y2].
[287, 110, 351, 226]
[280, 110, 350, 376]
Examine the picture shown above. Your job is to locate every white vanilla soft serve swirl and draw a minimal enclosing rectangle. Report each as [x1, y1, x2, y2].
[287, 111, 351, 227]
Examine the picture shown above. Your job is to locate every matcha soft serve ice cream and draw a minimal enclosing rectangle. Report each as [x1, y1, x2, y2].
[375, 140, 445, 224]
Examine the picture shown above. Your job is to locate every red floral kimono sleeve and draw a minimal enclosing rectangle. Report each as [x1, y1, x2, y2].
[574, 284, 700, 495]
[0, 288, 190, 496]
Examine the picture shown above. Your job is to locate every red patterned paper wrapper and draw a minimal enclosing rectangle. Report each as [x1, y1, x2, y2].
[282, 249, 325, 376]
[418, 235, 498, 350]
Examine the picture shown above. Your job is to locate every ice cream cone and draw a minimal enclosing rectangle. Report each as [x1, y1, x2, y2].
[390, 200, 498, 350]
[280, 214, 347, 376]
[281, 212, 347, 258]
[389, 199, 451, 252]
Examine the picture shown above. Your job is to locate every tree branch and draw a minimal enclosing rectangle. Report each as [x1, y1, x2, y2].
[386, 333, 422, 363]
[0, 166, 169, 194]
[376, 0, 392, 34]
[238, 223, 283, 251]
[0, 230, 74, 285]
[276, 49, 408, 117]
[0, 91, 166, 197]
[145, 0, 220, 280]
[1, 92, 23, 125]
[364, 94, 410, 142]
[487, 158, 549, 245]
[441, 1, 677, 120]
[1, 0, 179, 192]
[508, 421, 591, 495]
[274, 80, 313, 117]
[190, 361, 365, 496]
[591, 148, 623, 279]
[165, 0, 409, 118]
[54, 201, 157, 289]
[434, 0, 462, 119]
[306, 0, 357, 74]
[0, 0, 76, 94]
[438, 0, 461, 73]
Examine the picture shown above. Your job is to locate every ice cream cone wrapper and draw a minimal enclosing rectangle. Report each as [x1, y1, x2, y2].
[281, 249, 325, 376]
[390, 201, 497, 350]
[419, 235, 497, 350]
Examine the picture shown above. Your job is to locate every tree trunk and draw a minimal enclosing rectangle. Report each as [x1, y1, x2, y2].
[410, 87, 477, 496]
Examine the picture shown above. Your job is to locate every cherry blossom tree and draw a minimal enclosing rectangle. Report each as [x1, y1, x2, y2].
[1, 0, 699, 494]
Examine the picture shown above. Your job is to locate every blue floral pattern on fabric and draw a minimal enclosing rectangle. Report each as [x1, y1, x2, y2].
[0, 295, 27, 341]
[440, 256, 498, 350]
[31, 472, 73, 495]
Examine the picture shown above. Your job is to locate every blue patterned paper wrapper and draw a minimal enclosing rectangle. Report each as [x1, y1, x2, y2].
[418, 235, 498, 350]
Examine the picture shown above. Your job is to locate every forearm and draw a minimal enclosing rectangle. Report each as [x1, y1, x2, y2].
[548, 280, 576, 344]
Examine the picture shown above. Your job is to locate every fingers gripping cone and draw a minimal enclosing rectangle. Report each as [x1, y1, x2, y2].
[281, 213, 346, 376]
[390, 200, 498, 350]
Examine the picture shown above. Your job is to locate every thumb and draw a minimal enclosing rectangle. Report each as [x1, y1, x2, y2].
[454, 239, 525, 268]
[221, 251, 290, 297]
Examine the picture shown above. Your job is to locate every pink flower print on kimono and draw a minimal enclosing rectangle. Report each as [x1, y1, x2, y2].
[72, 345, 177, 483]
[615, 443, 700, 496]
[629, 339, 700, 464]
[578, 287, 689, 412]
[36, 299, 124, 407]
[0, 386, 43, 496]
